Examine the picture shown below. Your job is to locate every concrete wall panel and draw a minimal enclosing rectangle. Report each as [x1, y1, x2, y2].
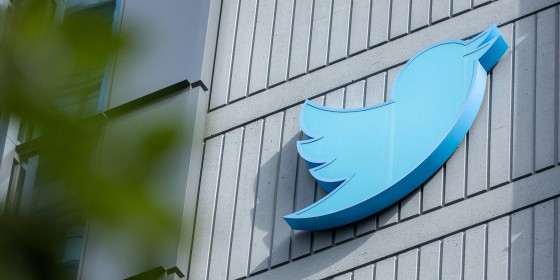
[349, 0, 371, 55]
[228, 0, 258, 103]
[269, 0, 294, 86]
[193, 2, 560, 279]
[210, 0, 240, 109]
[390, 0, 410, 39]
[329, 0, 352, 62]
[289, 0, 313, 79]
[248, 0, 276, 94]
[512, 15, 536, 180]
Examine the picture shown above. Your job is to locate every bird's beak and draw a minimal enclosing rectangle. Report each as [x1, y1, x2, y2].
[464, 25, 509, 72]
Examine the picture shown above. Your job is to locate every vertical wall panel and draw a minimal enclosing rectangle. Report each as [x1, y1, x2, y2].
[188, 136, 224, 280]
[487, 217, 509, 280]
[210, 0, 240, 109]
[329, 0, 352, 62]
[397, 249, 419, 280]
[510, 207, 533, 280]
[512, 15, 536, 179]
[452, 0, 470, 15]
[271, 106, 302, 267]
[289, 0, 313, 78]
[378, 203, 398, 228]
[422, 168, 444, 212]
[345, 80, 366, 108]
[228, 121, 263, 280]
[444, 139, 466, 204]
[269, 0, 294, 86]
[441, 232, 464, 280]
[353, 264, 375, 280]
[365, 72, 387, 106]
[249, 0, 276, 94]
[229, 0, 258, 102]
[375, 257, 396, 280]
[534, 9, 557, 171]
[250, 113, 284, 274]
[431, 0, 451, 23]
[419, 241, 441, 280]
[356, 215, 377, 236]
[463, 225, 486, 280]
[291, 226, 312, 260]
[489, 24, 513, 187]
[312, 203, 333, 248]
[410, 0, 430, 31]
[349, 0, 371, 55]
[369, 0, 390, 47]
[467, 78, 489, 196]
[208, 129, 243, 280]
[533, 200, 555, 280]
[390, 0, 409, 39]
[400, 188, 421, 220]
[309, 0, 333, 71]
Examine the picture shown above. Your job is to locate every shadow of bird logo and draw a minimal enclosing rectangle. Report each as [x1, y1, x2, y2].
[284, 25, 509, 230]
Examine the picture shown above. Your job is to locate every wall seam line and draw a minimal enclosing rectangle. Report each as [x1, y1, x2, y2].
[306, 0, 317, 74]
[265, 0, 280, 91]
[286, 0, 297, 80]
[508, 21, 516, 183]
[532, 13, 538, 175]
[507, 212, 511, 280]
[483, 222, 489, 280]
[326, 0, 335, 65]
[486, 71, 492, 192]
[555, 6, 560, 166]
[347, 0, 354, 58]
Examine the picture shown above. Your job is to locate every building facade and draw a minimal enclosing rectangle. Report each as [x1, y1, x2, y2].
[2, 0, 560, 279]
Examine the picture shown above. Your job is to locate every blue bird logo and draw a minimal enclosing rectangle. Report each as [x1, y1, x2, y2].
[284, 25, 508, 230]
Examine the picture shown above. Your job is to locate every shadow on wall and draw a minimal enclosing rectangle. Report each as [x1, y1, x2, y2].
[251, 128, 369, 277]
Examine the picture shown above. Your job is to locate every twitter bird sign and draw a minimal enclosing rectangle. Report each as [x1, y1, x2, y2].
[284, 25, 508, 230]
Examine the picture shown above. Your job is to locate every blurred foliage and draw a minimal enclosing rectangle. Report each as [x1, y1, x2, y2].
[0, 0, 182, 279]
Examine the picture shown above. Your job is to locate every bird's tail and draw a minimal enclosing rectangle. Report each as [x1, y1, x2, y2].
[465, 25, 509, 72]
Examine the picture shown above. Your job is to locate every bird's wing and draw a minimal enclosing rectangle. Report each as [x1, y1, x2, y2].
[297, 100, 394, 193]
